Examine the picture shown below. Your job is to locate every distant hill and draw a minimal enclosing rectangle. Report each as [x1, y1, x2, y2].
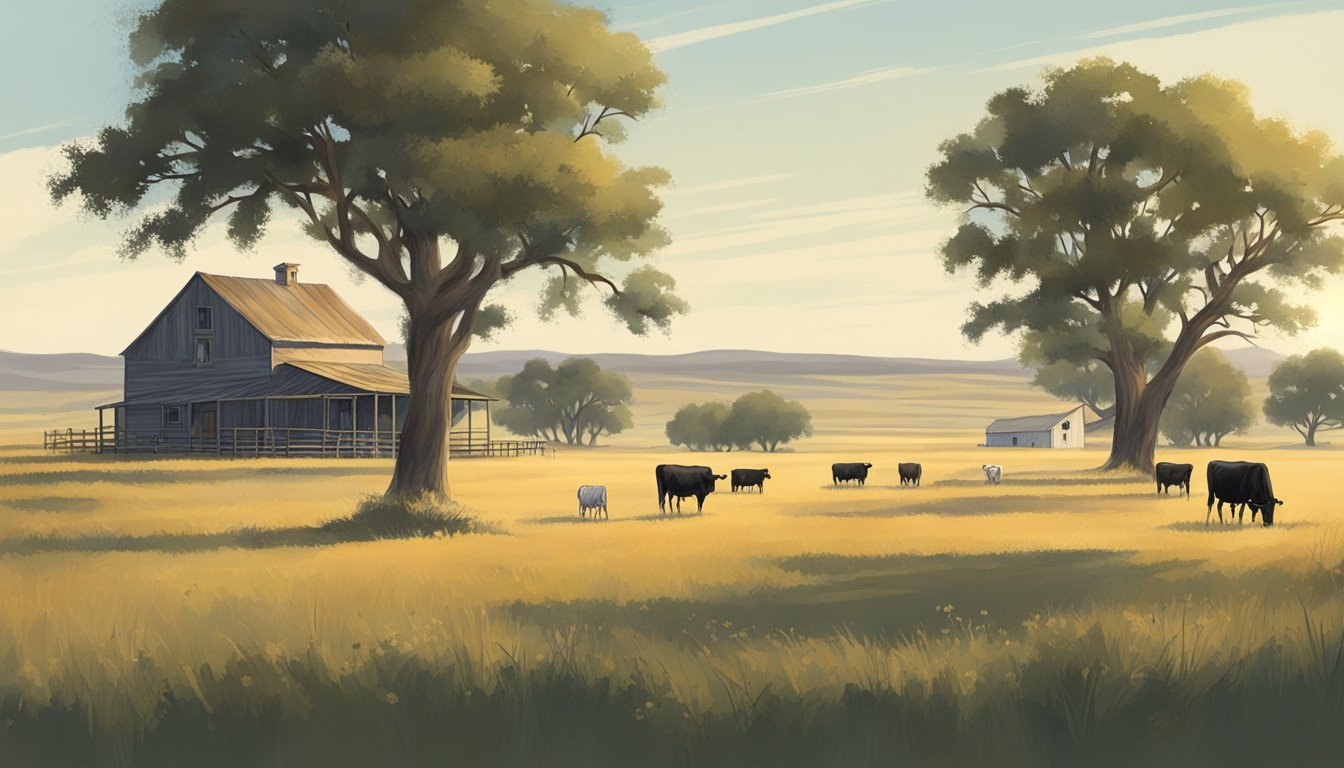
[0, 345, 1292, 392]
[0, 350, 121, 391]
[1218, 346, 1288, 378]
[445, 349, 1031, 379]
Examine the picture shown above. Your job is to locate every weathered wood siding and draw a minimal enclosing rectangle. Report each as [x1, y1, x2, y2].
[124, 276, 271, 361]
[125, 356, 272, 402]
[124, 405, 162, 436]
[123, 275, 274, 402]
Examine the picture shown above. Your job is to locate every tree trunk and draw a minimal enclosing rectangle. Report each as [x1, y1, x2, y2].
[388, 311, 471, 499]
[1306, 420, 1317, 447]
[1101, 335, 1187, 472]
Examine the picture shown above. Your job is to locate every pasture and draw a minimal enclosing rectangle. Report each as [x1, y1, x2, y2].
[1, 372, 1342, 766]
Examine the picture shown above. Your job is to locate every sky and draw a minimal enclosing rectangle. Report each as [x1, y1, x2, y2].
[4, 0, 1344, 359]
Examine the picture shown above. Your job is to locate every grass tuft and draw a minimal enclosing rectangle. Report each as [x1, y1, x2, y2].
[320, 493, 483, 539]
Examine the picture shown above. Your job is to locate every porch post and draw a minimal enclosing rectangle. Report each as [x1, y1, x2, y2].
[98, 407, 105, 454]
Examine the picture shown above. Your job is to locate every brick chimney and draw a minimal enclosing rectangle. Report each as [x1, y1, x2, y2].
[273, 263, 300, 286]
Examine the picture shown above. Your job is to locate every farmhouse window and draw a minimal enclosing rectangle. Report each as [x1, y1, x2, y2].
[1012, 436, 1018, 446]
[163, 405, 183, 427]
[195, 306, 213, 331]
[194, 337, 213, 366]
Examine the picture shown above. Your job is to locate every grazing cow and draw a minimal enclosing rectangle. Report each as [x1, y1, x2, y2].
[1206, 461, 1283, 526]
[577, 485, 608, 520]
[731, 468, 771, 493]
[656, 464, 727, 515]
[982, 464, 1003, 484]
[898, 462, 922, 487]
[1155, 462, 1194, 498]
[832, 462, 873, 486]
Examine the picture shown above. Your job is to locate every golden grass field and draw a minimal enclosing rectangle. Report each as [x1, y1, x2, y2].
[1, 371, 1342, 766]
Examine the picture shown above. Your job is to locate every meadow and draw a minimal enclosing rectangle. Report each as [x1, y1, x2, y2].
[0, 371, 1341, 766]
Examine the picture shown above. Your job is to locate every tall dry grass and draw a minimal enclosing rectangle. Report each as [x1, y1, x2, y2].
[3, 371, 1343, 765]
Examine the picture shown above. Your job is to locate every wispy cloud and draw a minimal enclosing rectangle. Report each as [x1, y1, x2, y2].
[0, 120, 73, 144]
[668, 199, 777, 219]
[1078, 3, 1283, 40]
[646, 0, 889, 52]
[761, 65, 934, 100]
[665, 172, 797, 196]
[975, 7, 1334, 74]
[614, 2, 731, 32]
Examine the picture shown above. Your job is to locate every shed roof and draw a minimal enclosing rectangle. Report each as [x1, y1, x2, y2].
[279, 361, 495, 400]
[985, 405, 1083, 434]
[199, 273, 386, 346]
[97, 363, 494, 407]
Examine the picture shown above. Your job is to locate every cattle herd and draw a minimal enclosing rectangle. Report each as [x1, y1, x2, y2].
[572, 458, 1285, 526]
[1157, 459, 1283, 526]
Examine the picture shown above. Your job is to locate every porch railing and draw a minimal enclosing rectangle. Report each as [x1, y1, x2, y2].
[44, 426, 550, 458]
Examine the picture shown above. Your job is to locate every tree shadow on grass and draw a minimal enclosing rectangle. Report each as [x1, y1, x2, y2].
[805, 492, 1154, 518]
[0, 465, 395, 487]
[508, 547, 1340, 645]
[0, 497, 487, 557]
[508, 549, 1189, 643]
[1, 496, 100, 513]
[1163, 520, 1315, 532]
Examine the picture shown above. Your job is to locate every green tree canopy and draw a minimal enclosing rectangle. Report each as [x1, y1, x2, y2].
[722, 390, 813, 452]
[927, 58, 1344, 471]
[1263, 348, 1344, 446]
[1159, 348, 1255, 446]
[48, 0, 682, 498]
[665, 402, 733, 452]
[666, 392, 812, 452]
[492, 358, 634, 445]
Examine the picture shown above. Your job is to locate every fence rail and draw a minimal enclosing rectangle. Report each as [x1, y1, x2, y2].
[43, 426, 550, 459]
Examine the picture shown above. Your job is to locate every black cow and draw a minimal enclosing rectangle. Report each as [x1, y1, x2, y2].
[656, 464, 727, 515]
[898, 462, 922, 487]
[832, 462, 873, 486]
[1206, 460, 1284, 526]
[731, 468, 771, 493]
[1155, 462, 1194, 497]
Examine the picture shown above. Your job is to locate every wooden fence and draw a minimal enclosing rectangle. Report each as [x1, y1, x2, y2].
[44, 426, 550, 459]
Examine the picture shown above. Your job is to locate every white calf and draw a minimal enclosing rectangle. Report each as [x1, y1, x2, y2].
[982, 464, 1003, 484]
[577, 485, 608, 520]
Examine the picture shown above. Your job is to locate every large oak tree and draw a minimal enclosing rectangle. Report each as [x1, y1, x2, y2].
[927, 59, 1344, 472]
[49, 0, 684, 498]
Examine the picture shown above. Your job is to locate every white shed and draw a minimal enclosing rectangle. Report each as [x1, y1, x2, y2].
[984, 405, 1086, 449]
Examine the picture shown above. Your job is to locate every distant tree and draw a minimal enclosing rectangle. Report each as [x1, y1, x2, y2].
[723, 390, 813, 452]
[667, 391, 812, 452]
[1263, 348, 1344, 446]
[1160, 349, 1255, 446]
[48, 0, 681, 500]
[492, 358, 634, 445]
[665, 402, 732, 452]
[927, 58, 1344, 472]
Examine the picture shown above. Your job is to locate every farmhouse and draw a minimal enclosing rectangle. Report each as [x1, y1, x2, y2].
[984, 404, 1087, 449]
[89, 264, 530, 457]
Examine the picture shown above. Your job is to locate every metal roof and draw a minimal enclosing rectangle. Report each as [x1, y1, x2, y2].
[985, 405, 1083, 434]
[199, 273, 386, 346]
[279, 361, 495, 400]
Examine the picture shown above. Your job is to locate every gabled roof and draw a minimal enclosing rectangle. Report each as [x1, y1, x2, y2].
[199, 273, 386, 346]
[986, 405, 1084, 434]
